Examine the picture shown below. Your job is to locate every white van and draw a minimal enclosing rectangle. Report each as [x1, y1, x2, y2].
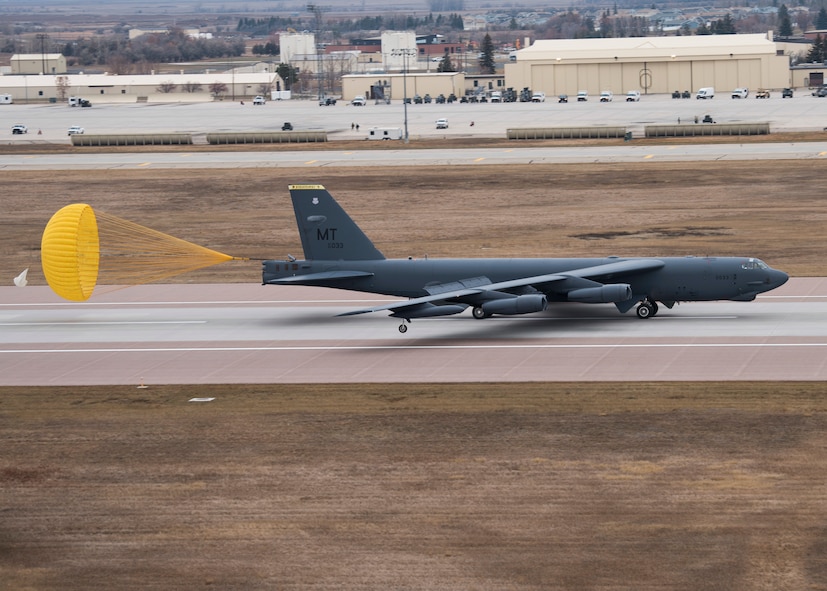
[625, 90, 641, 102]
[696, 87, 715, 99]
[490, 91, 502, 103]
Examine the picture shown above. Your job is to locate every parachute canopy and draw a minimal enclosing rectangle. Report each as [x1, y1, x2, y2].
[41, 203, 100, 301]
[41, 203, 238, 302]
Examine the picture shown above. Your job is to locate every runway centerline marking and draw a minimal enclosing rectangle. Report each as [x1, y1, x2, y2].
[0, 321, 206, 327]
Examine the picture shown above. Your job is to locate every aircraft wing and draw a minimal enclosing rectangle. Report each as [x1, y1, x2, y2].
[339, 259, 665, 317]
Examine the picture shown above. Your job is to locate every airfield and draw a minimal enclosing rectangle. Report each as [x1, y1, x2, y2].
[2, 94, 827, 590]
[3, 87, 827, 143]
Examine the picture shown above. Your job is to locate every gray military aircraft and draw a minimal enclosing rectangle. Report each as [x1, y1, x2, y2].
[262, 184, 789, 333]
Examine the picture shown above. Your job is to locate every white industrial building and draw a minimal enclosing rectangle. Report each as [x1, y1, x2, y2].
[505, 32, 790, 96]
[0, 71, 283, 104]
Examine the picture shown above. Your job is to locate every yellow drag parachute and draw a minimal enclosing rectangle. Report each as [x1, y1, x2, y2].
[41, 203, 100, 301]
[41, 204, 239, 302]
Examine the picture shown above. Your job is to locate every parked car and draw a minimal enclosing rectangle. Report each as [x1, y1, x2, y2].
[576, 90, 588, 101]
[67, 126, 85, 135]
[812, 86, 827, 97]
[599, 90, 613, 102]
[531, 92, 545, 102]
[281, 122, 293, 131]
[350, 95, 366, 106]
[558, 94, 568, 103]
[435, 118, 448, 129]
[755, 89, 770, 99]
[11, 124, 27, 134]
[731, 87, 749, 99]
[318, 97, 336, 106]
[782, 87, 794, 98]
[625, 90, 641, 102]
[252, 95, 266, 105]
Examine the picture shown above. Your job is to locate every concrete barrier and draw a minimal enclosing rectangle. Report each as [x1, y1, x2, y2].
[206, 131, 327, 144]
[645, 122, 770, 137]
[71, 134, 193, 146]
[507, 126, 627, 140]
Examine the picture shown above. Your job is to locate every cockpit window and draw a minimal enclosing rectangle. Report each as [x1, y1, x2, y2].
[741, 258, 768, 270]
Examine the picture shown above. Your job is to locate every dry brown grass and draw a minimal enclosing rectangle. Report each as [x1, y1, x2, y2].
[2, 382, 826, 590]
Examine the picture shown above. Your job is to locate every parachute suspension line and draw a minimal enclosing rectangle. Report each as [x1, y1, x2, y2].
[41, 204, 245, 302]
[93, 210, 235, 287]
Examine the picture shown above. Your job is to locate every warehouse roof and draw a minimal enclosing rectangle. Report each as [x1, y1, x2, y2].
[517, 32, 778, 61]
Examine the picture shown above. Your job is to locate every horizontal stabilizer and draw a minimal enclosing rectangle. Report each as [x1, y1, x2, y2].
[266, 270, 374, 285]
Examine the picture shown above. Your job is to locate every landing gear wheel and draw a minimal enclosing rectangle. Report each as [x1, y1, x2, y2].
[636, 300, 656, 319]
[398, 321, 409, 333]
[472, 306, 489, 320]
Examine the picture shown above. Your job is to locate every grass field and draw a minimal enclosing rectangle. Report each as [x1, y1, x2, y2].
[2, 382, 827, 590]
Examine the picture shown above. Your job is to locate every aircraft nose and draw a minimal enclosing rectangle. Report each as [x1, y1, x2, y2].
[769, 269, 789, 289]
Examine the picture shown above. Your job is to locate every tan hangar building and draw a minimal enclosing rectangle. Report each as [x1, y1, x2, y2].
[505, 32, 790, 97]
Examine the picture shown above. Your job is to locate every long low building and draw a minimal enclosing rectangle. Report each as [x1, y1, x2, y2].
[505, 32, 790, 97]
[0, 71, 283, 104]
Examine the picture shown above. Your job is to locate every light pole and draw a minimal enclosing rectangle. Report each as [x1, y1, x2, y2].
[391, 48, 416, 143]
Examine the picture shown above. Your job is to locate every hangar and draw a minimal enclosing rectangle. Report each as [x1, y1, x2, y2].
[505, 32, 790, 97]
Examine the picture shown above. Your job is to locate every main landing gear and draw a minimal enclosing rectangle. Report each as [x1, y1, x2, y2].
[398, 319, 410, 333]
[636, 299, 659, 319]
[472, 306, 491, 320]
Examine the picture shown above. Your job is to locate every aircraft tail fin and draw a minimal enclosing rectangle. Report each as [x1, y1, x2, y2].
[289, 184, 385, 261]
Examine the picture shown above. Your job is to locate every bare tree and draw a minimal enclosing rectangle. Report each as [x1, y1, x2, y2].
[257, 82, 272, 96]
[156, 81, 177, 93]
[55, 75, 70, 101]
[209, 81, 228, 98]
[183, 81, 203, 93]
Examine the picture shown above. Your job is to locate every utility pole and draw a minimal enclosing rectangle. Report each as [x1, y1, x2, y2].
[391, 48, 416, 144]
[36, 33, 47, 74]
[307, 4, 326, 102]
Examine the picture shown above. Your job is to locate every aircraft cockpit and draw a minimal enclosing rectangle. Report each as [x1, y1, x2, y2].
[741, 258, 769, 270]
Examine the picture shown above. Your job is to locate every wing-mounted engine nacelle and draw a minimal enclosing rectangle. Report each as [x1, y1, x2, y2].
[390, 303, 468, 319]
[482, 294, 548, 316]
[567, 284, 632, 303]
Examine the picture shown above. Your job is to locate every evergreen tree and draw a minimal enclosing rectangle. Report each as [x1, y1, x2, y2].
[778, 4, 793, 37]
[696, 22, 711, 35]
[479, 33, 496, 74]
[276, 63, 298, 90]
[816, 7, 827, 30]
[437, 53, 456, 72]
[806, 34, 824, 63]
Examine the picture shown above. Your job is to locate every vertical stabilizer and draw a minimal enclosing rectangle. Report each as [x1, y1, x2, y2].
[289, 184, 385, 261]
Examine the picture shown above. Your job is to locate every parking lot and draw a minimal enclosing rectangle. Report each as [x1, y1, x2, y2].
[2, 89, 826, 144]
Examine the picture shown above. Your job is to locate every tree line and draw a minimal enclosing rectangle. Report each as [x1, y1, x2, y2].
[61, 29, 245, 71]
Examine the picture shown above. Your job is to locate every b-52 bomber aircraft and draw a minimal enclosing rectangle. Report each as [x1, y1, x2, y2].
[262, 184, 788, 333]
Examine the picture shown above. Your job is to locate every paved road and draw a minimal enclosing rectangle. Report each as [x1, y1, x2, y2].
[1, 279, 824, 385]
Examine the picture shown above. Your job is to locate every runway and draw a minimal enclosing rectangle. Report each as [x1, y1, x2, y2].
[1, 278, 824, 385]
[1, 142, 827, 170]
